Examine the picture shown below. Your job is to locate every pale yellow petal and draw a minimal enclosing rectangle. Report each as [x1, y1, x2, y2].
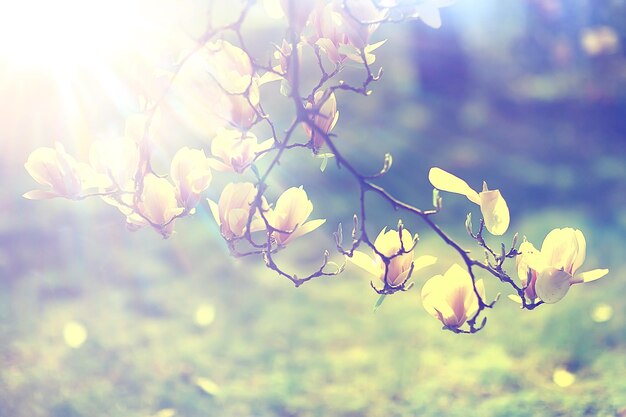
[421, 274, 445, 317]
[285, 218, 326, 244]
[428, 167, 480, 204]
[571, 229, 587, 275]
[479, 189, 510, 235]
[574, 268, 608, 283]
[348, 251, 381, 277]
[412, 255, 437, 272]
[535, 267, 572, 304]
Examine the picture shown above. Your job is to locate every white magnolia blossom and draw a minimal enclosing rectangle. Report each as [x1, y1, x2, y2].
[517, 228, 609, 303]
[208, 182, 268, 239]
[307, 0, 387, 64]
[422, 263, 485, 328]
[210, 129, 274, 174]
[269, 186, 325, 246]
[169, 40, 258, 135]
[126, 174, 184, 238]
[24, 142, 103, 200]
[428, 167, 510, 235]
[204, 39, 254, 95]
[349, 225, 436, 287]
[170, 147, 213, 213]
[89, 137, 139, 192]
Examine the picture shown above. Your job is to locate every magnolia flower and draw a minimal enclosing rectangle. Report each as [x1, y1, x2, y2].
[208, 182, 268, 239]
[307, 0, 386, 64]
[269, 186, 325, 246]
[204, 40, 254, 95]
[273, 39, 294, 77]
[169, 67, 225, 137]
[349, 225, 437, 287]
[428, 167, 510, 235]
[89, 138, 139, 192]
[169, 41, 256, 136]
[258, 39, 300, 86]
[170, 147, 213, 213]
[126, 174, 184, 238]
[224, 84, 260, 130]
[24, 142, 102, 200]
[422, 264, 485, 328]
[517, 228, 609, 303]
[337, 0, 387, 49]
[303, 90, 339, 151]
[210, 129, 274, 174]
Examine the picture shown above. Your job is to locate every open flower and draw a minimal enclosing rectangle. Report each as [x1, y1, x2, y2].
[125, 174, 184, 238]
[307, 0, 387, 64]
[428, 167, 510, 235]
[24, 142, 102, 200]
[517, 228, 609, 303]
[422, 264, 485, 329]
[303, 90, 339, 152]
[89, 137, 139, 192]
[349, 225, 437, 287]
[169, 40, 258, 136]
[208, 182, 268, 240]
[222, 81, 260, 130]
[204, 40, 254, 95]
[170, 147, 212, 213]
[269, 186, 325, 246]
[336, 0, 386, 49]
[210, 129, 274, 174]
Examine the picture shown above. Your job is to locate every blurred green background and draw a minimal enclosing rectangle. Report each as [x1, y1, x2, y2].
[1, 1, 626, 416]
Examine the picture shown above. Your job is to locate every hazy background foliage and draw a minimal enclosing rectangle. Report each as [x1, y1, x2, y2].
[1, 0, 625, 416]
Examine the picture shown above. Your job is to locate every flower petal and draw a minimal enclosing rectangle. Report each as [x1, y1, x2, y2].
[285, 218, 326, 244]
[428, 167, 480, 204]
[412, 255, 437, 272]
[227, 208, 249, 237]
[348, 250, 381, 277]
[479, 189, 510, 235]
[535, 267, 572, 304]
[23, 189, 60, 200]
[413, 4, 442, 29]
[421, 274, 445, 317]
[574, 268, 608, 283]
[571, 229, 586, 275]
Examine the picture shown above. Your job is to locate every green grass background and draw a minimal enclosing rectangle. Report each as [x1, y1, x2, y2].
[2, 2, 626, 415]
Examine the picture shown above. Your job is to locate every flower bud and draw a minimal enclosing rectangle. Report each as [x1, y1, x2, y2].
[210, 129, 273, 174]
[303, 90, 339, 152]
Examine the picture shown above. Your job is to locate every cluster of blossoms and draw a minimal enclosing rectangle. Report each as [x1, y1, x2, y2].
[23, 0, 608, 333]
